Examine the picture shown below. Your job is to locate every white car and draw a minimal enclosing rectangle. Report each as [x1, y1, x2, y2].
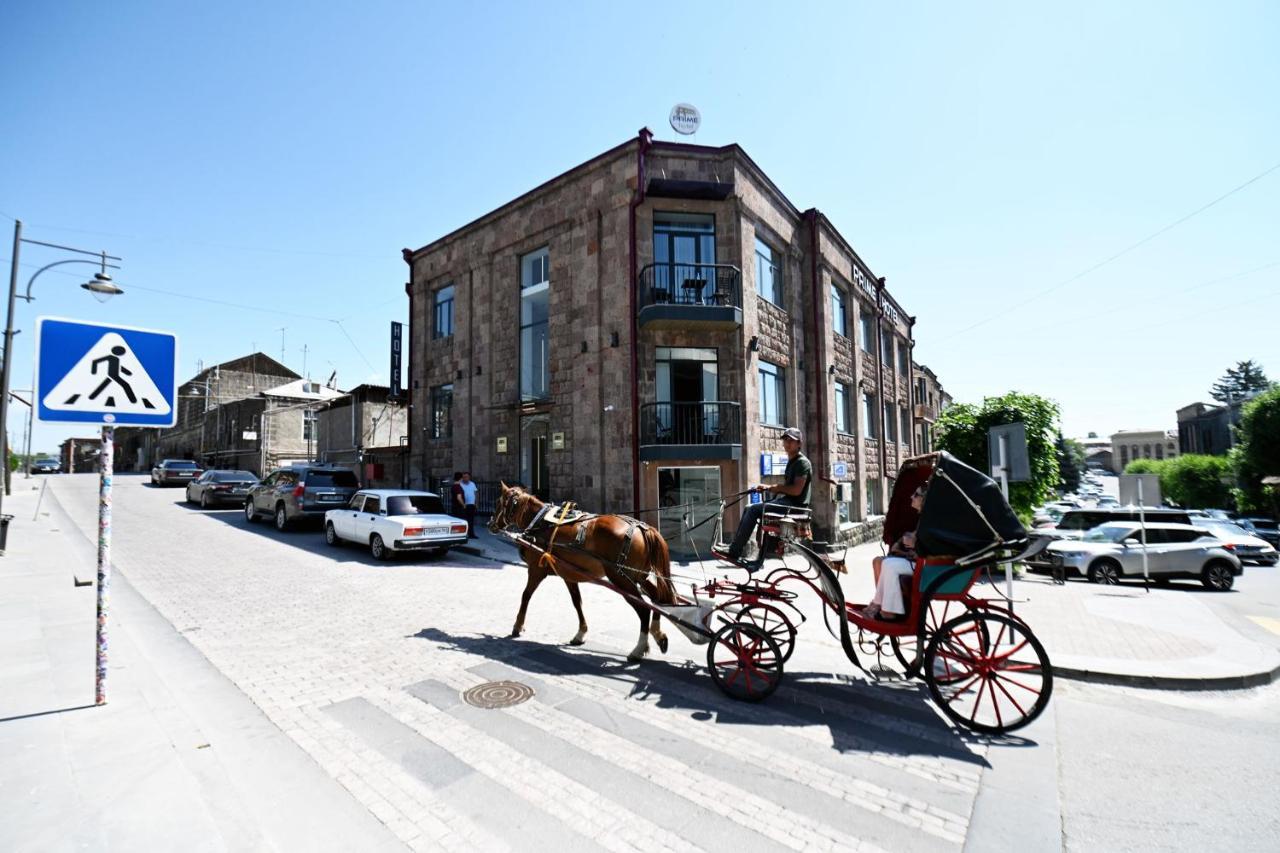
[324, 489, 468, 560]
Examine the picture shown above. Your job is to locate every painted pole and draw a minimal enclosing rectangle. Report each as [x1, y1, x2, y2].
[1138, 477, 1150, 590]
[95, 424, 114, 705]
[997, 435, 1014, 611]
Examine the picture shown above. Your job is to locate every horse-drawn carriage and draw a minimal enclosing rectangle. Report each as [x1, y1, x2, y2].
[491, 451, 1053, 736]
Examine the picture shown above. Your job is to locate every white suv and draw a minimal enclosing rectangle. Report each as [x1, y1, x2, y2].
[1043, 522, 1242, 589]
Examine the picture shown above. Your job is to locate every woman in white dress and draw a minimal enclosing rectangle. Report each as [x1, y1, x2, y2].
[860, 483, 927, 621]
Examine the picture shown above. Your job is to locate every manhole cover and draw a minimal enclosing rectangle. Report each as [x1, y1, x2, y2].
[462, 681, 534, 709]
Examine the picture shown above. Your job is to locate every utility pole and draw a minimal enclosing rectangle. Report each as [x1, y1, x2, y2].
[302, 344, 308, 379]
[276, 327, 287, 365]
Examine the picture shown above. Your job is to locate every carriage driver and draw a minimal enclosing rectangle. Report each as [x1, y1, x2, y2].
[718, 427, 812, 570]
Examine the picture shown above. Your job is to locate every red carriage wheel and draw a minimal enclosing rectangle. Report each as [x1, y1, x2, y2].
[707, 622, 784, 702]
[889, 598, 964, 678]
[923, 611, 1053, 735]
[734, 602, 797, 664]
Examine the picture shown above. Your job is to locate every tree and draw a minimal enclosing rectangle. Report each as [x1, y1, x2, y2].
[1056, 435, 1086, 493]
[1232, 387, 1280, 512]
[1210, 360, 1272, 405]
[932, 392, 1061, 521]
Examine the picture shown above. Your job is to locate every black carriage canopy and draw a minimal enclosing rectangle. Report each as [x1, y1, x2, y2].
[883, 452, 1026, 558]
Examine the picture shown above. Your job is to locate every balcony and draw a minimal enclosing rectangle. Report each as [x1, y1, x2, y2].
[639, 401, 742, 461]
[638, 263, 742, 330]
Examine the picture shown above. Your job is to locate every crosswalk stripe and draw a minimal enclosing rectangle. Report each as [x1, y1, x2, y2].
[1246, 615, 1280, 636]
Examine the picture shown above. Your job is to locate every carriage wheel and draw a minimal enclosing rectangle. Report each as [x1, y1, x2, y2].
[889, 598, 962, 678]
[736, 603, 797, 664]
[707, 622, 784, 702]
[924, 611, 1053, 735]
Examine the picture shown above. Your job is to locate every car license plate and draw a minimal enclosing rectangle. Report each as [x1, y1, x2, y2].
[232, 487, 248, 494]
[319, 493, 341, 501]
[427, 525, 450, 534]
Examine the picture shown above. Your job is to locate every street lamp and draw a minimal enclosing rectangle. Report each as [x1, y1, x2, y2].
[2, 219, 123, 523]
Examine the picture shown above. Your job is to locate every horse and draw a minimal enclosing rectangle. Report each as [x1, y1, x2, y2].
[489, 482, 675, 661]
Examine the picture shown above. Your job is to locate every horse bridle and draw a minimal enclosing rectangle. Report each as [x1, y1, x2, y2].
[489, 487, 525, 533]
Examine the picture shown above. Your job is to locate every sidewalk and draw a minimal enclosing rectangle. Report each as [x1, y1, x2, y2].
[0, 480, 403, 853]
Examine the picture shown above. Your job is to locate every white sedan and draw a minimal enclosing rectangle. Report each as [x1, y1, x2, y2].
[324, 489, 468, 559]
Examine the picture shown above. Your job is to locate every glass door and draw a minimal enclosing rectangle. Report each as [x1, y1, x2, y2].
[658, 467, 722, 557]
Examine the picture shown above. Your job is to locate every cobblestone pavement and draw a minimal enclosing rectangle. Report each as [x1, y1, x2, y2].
[50, 475, 1007, 852]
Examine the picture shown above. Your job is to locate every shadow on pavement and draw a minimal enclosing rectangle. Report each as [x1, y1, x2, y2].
[412, 627, 1006, 766]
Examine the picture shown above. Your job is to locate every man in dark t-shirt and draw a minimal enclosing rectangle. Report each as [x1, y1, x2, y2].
[719, 427, 812, 569]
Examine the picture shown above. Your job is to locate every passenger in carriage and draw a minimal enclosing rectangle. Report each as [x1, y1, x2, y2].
[859, 482, 928, 621]
[717, 427, 812, 571]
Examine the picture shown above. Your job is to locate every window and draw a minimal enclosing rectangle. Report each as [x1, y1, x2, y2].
[898, 342, 909, 374]
[835, 382, 852, 434]
[901, 407, 910, 445]
[1155, 444, 1164, 460]
[520, 248, 550, 401]
[654, 213, 716, 304]
[1119, 446, 1129, 466]
[755, 237, 783, 306]
[430, 383, 453, 439]
[859, 311, 874, 353]
[302, 409, 317, 442]
[881, 329, 894, 367]
[348, 493, 366, 510]
[863, 391, 878, 439]
[831, 285, 848, 337]
[866, 479, 882, 516]
[837, 493, 852, 525]
[387, 494, 445, 515]
[363, 496, 381, 514]
[433, 284, 455, 339]
[884, 402, 897, 442]
[301, 381, 321, 394]
[758, 361, 786, 426]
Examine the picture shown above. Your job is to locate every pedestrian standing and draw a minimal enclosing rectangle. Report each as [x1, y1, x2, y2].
[460, 471, 478, 538]
[450, 471, 464, 519]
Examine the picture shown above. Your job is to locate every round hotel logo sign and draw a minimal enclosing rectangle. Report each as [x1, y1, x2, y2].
[669, 103, 701, 135]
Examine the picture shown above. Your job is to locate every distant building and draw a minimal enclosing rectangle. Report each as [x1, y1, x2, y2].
[316, 384, 409, 488]
[1076, 434, 1112, 470]
[1109, 429, 1179, 473]
[911, 363, 950, 454]
[59, 437, 100, 473]
[208, 377, 345, 474]
[1176, 398, 1255, 457]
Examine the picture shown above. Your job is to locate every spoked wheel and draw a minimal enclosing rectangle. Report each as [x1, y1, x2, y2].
[889, 598, 967, 678]
[707, 622, 784, 702]
[732, 602, 797, 664]
[924, 611, 1053, 735]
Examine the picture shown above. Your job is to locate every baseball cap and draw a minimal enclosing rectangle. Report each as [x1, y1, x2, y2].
[781, 427, 803, 442]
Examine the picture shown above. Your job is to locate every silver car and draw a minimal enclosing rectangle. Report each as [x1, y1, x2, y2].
[1044, 522, 1242, 590]
[1194, 519, 1278, 566]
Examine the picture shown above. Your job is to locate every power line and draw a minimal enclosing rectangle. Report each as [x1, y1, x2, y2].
[334, 320, 377, 373]
[937, 159, 1280, 343]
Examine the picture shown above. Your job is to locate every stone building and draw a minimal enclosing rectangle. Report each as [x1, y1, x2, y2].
[59, 437, 101, 473]
[315, 384, 409, 487]
[115, 354, 299, 471]
[1109, 429, 1179, 473]
[1176, 399, 1252, 457]
[911, 363, 950, 454]
[402, 130, 932, 552]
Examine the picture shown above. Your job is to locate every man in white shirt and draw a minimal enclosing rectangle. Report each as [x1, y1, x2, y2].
[459, 471, 478, 538]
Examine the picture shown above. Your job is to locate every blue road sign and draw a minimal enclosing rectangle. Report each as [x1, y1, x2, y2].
[35, 317, 178, 427]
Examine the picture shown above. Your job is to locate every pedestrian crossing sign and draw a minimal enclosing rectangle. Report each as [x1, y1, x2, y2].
[35, 317, 178, 427]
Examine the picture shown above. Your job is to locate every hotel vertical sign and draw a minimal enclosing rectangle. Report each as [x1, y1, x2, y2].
[390, 321, 403, 398]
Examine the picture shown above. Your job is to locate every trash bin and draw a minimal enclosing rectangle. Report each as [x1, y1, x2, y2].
[0, 514, 12, 554]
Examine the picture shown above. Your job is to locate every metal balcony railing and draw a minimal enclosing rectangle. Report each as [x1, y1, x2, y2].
[638, 263, 742, 309]
[640, 401, 742, 446]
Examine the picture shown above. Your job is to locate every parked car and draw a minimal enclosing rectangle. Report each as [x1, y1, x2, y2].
[1235, 517, 1280, 549]
[186, 470, 260, 508]
[324, 489, 468, 559]
[151, 459, 203, 487]
[1040, 522, 1242, 589]
[244, 464, 361, 530]
[1194, 519, 1278, 566]
[31, 457, 60, 474]
[1096, 496, 1120, 507]
[1039, 507, 1194, 541]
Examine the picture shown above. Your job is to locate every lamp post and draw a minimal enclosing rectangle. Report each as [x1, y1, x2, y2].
[2, 220, 123, 515]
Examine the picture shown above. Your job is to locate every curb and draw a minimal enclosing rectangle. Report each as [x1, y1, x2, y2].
[1051, 661, 1280, 692]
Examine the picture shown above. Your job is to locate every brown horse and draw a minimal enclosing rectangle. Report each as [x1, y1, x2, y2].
[490, 482, 675, 661]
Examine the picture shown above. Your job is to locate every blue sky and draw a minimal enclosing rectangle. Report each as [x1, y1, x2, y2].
[3, 1, 1277, 455]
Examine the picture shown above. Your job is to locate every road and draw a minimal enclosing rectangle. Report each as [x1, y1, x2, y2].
[41, 473, 1280, 851]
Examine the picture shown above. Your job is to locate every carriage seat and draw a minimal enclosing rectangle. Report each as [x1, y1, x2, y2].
[761, 508, 812, 542]
[534, 502, 591, 528]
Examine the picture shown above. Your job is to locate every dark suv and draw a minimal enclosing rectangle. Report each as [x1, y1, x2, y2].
[244, 465, 361, 530]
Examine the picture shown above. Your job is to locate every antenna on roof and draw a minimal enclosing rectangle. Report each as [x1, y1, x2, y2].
[276, 327, 287, 364]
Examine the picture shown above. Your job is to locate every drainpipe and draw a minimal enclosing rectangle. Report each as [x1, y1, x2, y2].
[805, 209, 830, 486]
[874, 277, 888, 508]
[907, 315, 917, 454]
[628, 127, 653, 511]
[401, 250, 418, 487]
